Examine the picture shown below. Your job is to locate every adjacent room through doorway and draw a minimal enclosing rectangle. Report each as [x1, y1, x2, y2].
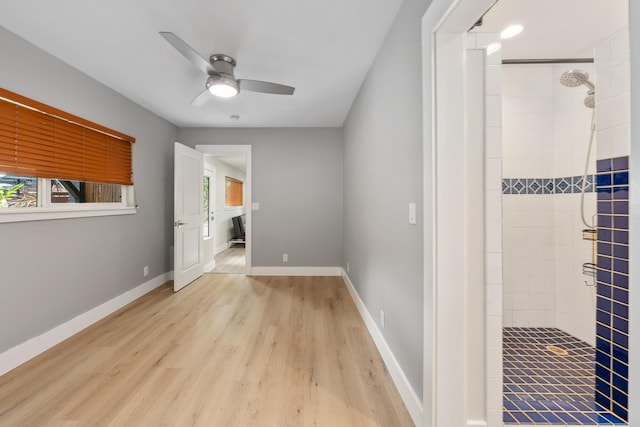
[202, 150, 248, 275]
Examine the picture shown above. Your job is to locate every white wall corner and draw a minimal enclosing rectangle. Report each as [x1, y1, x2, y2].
[0, 272, 171, 376]
[341, 269, 424, 427]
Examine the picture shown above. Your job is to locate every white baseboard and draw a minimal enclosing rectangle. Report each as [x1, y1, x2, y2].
[204, 260, 216, 272]
[341, 270, 423, 427]
[466, 421, 488, 426]
[214, 243, 229, 255]
[0, 272, 171, 376]
[250, 266, 342, 276]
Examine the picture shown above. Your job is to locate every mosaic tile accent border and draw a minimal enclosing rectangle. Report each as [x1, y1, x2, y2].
[595, 156, 629, 423]
[503, 327, 626, 425]
[503, 175, 595, 195]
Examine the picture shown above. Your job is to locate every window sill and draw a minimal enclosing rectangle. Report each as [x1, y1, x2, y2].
[0, 206, 137, 223]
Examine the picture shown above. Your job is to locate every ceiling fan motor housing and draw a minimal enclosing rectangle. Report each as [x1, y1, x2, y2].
[209, 54, 236, 75]
[205, 54, 239, 96]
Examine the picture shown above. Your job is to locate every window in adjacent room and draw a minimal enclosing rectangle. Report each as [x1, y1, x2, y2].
[225, 176, 243, 207]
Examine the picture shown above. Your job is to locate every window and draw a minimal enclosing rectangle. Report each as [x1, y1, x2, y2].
[203, 176, 210, 237]
[0, 175, 37, 207]
[50, 180, 122, 204]
[0, 88, 136, 222]
[225, 176, 243, 207]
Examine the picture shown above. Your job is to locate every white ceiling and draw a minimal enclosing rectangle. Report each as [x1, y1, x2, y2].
[216, 156, 246, 173]
[2, 1, 627, 130]
[472, 0, 628, 60]
[0, 0, 403, 128]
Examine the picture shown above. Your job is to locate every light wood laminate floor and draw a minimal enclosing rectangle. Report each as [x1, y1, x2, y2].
[207, 246, 245, 274]
[0, 275, 414, 426]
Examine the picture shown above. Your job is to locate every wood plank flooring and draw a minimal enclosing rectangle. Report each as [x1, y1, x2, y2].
[207, 246, 245, 274]
[0, 275, 414, 426]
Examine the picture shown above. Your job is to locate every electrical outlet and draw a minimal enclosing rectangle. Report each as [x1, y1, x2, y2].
[380, 309, 385, 328]
[283, 253, 288, 262]
[143, 265, 149, 277]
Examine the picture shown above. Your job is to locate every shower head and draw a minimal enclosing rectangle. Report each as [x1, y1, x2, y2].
[560, 69, 595, 91]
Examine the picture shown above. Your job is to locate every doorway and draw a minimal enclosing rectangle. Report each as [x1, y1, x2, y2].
[204, 154, 247, 274]
[196, 145, 252, 275]
[423, 0, 635, 425]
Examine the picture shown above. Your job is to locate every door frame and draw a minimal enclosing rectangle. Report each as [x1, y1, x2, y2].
[196, 144, 252, 275]
[203, 167, 216, 272]
[422, 0, 499, 425]
[423, 0, 638, 425]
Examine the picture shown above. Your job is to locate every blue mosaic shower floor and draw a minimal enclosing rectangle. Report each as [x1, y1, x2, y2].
[503, 327, 626, 425]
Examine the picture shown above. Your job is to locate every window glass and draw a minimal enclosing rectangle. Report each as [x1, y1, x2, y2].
[203, 176, 210, 237]
[50, 180, 121, 204]
[0, 175, 38, 208]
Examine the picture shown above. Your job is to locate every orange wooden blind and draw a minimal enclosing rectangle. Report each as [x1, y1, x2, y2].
[0, 88, 135, 185]
[225, 176, 243, 207]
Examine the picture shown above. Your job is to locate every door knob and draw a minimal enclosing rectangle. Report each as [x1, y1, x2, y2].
[174, 220, 186, 227]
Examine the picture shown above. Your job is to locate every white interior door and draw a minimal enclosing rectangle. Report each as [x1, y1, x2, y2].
[174, 142, 204, 292]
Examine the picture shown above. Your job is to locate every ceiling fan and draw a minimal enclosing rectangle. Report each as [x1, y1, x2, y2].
[159, 31, 295, 105]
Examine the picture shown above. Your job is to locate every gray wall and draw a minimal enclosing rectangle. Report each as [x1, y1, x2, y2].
[343, 0, 428, 400]
[0, 27, 177, 353]
[177, 128, 343, 268]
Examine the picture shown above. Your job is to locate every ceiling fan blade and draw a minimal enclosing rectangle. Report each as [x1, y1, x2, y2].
[239, 79, 295, 95]
[191, 88, 213, 106]
[159, 31, 215, 75]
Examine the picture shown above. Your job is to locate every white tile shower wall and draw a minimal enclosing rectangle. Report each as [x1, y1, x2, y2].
[467, 32, 504, 425]
[502, 66, 556, 327]
[481, 34, 504, 425]
[553, 193, 597, 346]
[502, 65, 554, 179]
[502, 195, 556, 327]
[553, 63, 596, 178]
[595, 29, 630, 160]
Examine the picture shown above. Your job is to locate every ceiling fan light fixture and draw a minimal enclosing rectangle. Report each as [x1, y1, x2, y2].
[206, 75, 239, 98]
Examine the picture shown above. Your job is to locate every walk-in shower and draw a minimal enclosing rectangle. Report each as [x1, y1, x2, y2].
[501, 61, 627, 425]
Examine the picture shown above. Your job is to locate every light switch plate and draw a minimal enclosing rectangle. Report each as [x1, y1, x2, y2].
[251, 202, 260, 211]
[409, 202, 416, 225]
